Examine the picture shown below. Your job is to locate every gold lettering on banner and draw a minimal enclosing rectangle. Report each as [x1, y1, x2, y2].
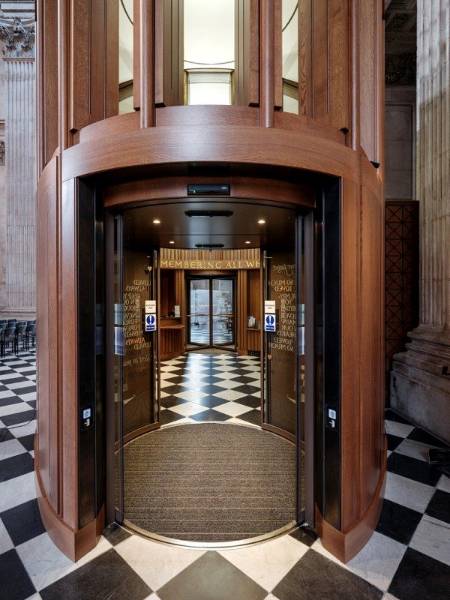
[160, 259, 259, 269]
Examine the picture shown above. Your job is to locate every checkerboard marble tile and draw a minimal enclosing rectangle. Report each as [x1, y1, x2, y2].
[160, 352, 261, 428]
[0, 350, 449, 600]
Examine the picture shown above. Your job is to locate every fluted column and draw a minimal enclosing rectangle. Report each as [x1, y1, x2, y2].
[0, 18, 36, 317]
[391, 0, 450, 443]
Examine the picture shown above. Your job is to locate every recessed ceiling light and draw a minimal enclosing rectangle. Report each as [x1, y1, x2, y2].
[245, 240, 251, 244]
[257, 219, 266, 225]
[169, 240, 175, 244]
[153, 218, 161, 224]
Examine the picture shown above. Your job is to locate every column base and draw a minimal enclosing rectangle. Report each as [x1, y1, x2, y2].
[390, 327, 450, 444]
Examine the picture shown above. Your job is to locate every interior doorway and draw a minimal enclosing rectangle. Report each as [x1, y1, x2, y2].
[106, 197, 314, 546]
[187, 276, 236, 349]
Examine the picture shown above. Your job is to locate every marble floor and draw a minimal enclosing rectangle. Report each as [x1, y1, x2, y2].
[0, 350, 449, 599]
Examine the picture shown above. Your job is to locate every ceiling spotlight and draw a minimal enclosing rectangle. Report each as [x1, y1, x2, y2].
[245, 240, 251, 245]
[257, 219, 266, 225]
[169, 240, 175, 244]
[153, 218, 161, 224]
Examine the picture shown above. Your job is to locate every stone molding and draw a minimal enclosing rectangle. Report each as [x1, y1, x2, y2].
[0, 17, 35, 58]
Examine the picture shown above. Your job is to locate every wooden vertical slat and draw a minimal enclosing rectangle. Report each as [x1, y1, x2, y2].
[140, 0, 155, 127]
[298, 0, 312, 116]
[259, 0, 275, 126]
[328, 0, 350, 131]
[37, 0, 59, 171]
[154, 0, 164, 106]
[133, 0, 141, 109]
[105, 0, 119, 118]
[273, 0, 282, 110]
[68, 0, 90, 132]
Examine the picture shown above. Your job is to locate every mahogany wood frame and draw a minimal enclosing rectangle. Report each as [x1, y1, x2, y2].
[36, 0, 386, 564]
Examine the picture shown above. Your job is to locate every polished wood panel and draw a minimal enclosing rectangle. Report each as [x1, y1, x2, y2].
[37, 0, 58, 172]
[103, 172, 315, 209]
[36, 0, 386, 564]
[140, 0, 155, 127]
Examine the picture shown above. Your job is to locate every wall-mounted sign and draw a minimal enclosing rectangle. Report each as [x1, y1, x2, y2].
[145, 300, 157, 314]
[160, 259, 259, 270]
[145, 314, 157, 332]
[174, 305, 181, 318]
[264, 300, 276, 314]
[264, 314, 276, 333]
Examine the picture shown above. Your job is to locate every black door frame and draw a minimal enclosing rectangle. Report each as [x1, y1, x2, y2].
[186, 274, 237, 350]
[104, 198, 319, 535]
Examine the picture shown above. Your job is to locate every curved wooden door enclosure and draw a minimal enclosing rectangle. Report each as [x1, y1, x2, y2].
[35, 0, 386, 563]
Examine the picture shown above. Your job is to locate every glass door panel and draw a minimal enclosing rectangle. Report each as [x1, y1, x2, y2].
[188, 278, 210, 346]
[212, 278, 235, 346]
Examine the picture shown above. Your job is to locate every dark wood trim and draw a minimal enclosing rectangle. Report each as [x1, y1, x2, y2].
[303, 211, 315, 525]
[259, 0, 275, 127]
[140, 0, 155, 127]
[262, 423, 296, 444]
[122, 422, 160, 446]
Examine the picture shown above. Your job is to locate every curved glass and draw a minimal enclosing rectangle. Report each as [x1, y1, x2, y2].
[282, 0, 299, 114]
[119, 0, 134, 113]
[184, 0, 235, 105]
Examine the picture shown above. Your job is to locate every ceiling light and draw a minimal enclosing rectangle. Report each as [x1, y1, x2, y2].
[245, 240, 251, 244]
[169, 240, 175, 244]
[153, 218, 161, 224]
[257, 219, 266, 225]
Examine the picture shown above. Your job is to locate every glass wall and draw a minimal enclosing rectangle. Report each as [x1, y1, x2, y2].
[119, 0, 134, 113]
[184, 0, 235, 105]
[282, 0, 299, 114]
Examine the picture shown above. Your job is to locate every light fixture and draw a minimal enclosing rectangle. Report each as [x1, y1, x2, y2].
[257, 219, 266, 225]
[153, 218, 161, 224]
[169, 240, 175, 244]
[245, 240, 251, 245]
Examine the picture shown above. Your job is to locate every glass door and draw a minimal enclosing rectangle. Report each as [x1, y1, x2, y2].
[107, 211, 161, 524]
[188, 278, 210, 346]
[212, 277, 235, 347]
[187, 276, 236, 349]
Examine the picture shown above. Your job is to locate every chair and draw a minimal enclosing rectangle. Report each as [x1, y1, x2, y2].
[2, 325, 16, 355]
[0, 323, 6, 357]
[16, 321, 28, 352]
[26, 321, 36, 350]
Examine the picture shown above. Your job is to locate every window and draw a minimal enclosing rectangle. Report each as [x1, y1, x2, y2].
[282, 0, 299, 114]
[119, 0, 134, 114]
[184, 0, 235, 105]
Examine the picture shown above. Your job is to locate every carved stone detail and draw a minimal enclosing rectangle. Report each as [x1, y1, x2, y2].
[0, 17, 35, 58]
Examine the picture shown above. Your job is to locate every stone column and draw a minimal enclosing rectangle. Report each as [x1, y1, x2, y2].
[391, 0, 450, 443]
[0, 17, 36, 318]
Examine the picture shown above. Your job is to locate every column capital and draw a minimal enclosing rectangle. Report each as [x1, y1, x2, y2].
[0, 17, 35, 59]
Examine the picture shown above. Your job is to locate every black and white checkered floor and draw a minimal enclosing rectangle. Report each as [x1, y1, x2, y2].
[160, 352, 262, 427]
[1, 350, 449, 600]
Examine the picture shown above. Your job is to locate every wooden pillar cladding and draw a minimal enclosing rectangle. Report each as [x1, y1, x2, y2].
[299, 0, 350, 133]
[358, 0, 383, 164]
[37, 0, 59, 172]
[154, 0, 183, 107]
[140, 0, 156, 127]
[235, 0, 260, 106]
[68, 0, 119, 136]
[133, 0, 140, 109]
[237, 271, 248, 354]
[259, 0, 277, 127]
